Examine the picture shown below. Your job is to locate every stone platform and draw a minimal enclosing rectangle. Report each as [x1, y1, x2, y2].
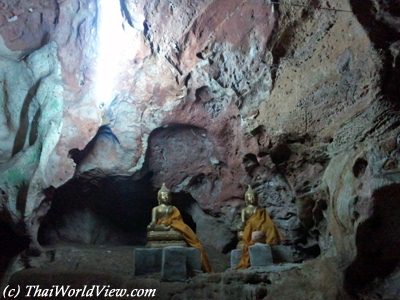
[230, 243, 273, 268]
[230, 244, 295, 268]
[134, 246, 201, 281]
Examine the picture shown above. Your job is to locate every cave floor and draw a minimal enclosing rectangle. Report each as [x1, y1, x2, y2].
[4, 245, 303, 299]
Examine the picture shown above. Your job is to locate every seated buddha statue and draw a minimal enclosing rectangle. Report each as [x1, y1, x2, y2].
[147, 183, 212, 273]
[236, 185, 282, 269]
[147, 183, 187, 247]
[237, 185, 260, 248]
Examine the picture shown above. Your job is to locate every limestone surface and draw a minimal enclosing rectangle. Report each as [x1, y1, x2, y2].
[0, 0, 400, 298]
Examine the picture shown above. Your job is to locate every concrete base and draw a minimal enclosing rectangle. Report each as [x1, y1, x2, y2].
[161, 246, 187, 281]
[135, 246, 202, 281]
[161, 246, 202, 281]
[146, 240, 187, 248]
[249, 243, 273, 267]
[134, 248, 162, 275]
[231, 244, 274, 268]
[230, 249, 242, 268]
[185, 247, 202, 275]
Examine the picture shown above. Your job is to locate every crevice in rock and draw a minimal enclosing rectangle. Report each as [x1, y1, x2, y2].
[143, 20, 154, 54]
[194, 86, 212, 103]
[352, 157, 368, 178]
[243, 153, 259, 175]
[270, 143, 291, 165]
[15, 182, 29, 217]
[12, 79, 42, 157]
[53, 0, 60, 26]
[28, 107, 41, 146]
[119, 0, 133, 27]
[2, 81, 12, 130]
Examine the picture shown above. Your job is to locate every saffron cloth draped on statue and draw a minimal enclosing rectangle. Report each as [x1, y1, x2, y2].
[237, 208, 282, 269]
[157, 207, 212, 273]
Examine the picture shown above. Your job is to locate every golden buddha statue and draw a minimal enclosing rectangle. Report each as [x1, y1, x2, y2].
[237, 185, 260, 246]
[236, 185, 282, 269]
[147, 183, 187, 247]
[147, 183, 212, 273]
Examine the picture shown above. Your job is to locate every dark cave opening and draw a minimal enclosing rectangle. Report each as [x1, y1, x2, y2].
[0, 221, 30, 278]
[169, 192, 197, 232]
[38, 172, 197, 247]
[344, 184, 400, 295]
[38, 172, 155, 246]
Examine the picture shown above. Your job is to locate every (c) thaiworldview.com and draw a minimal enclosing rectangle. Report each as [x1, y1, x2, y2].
[2, 284, 157, 298]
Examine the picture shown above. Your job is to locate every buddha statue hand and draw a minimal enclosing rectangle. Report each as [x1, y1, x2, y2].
[236, 221, 244, 238]
[147, 222, 171, 231]
[236, 220, 245, 231]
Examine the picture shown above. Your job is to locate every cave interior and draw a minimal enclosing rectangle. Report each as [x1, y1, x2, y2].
[0, 0, 400, 299]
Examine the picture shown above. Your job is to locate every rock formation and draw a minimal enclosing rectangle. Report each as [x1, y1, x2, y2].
[0, 0, 399, 298]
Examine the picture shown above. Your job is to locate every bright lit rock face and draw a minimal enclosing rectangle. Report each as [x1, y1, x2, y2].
[1, 0, 400, 298]
[0, 0, 98, 238]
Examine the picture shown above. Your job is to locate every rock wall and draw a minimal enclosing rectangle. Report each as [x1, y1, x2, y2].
[0, 0, 98, 241]
[0, 0, 400, 297]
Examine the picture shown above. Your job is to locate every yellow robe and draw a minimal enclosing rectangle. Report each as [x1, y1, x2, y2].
[157, 207, 212, 273]
[237, 208, 282, 269]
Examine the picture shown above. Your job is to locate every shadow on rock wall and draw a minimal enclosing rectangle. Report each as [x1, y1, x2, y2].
[345, 184, 400, 295]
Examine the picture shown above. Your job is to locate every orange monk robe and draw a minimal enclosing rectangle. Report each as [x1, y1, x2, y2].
[237, 208, 282, 269]
[157, 207, 212, 273]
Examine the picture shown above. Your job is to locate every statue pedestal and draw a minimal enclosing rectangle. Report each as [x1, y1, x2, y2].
[147, 240, 187, 248]
[230, 243, 273, 268]
[134, 246, 201, 281]
[161, 246, 201, 281]
[147, 230, 187, 248]
[230, 249, 242, 268]
[249, 243, 273, 267]
[134, 248, 162, 275]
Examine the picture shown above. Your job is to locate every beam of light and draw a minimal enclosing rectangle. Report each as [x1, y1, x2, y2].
[94, 0, 137, 110]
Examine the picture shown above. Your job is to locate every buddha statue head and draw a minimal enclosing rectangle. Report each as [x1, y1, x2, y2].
[157, 183, 171, 205]
[244, 185, 257, 206]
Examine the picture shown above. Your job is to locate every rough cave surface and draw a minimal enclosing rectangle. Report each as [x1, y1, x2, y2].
[0, 0, 400, 299]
